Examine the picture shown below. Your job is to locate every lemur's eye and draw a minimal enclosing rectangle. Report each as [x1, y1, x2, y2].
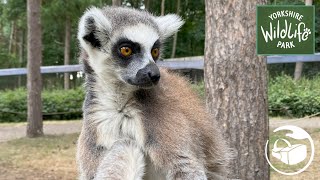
[120, 47, 132, 57]
[151, 48, 159, 59]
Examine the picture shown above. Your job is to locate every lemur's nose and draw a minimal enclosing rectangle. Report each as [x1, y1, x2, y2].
[136, 63, 160, 85]
[148, 70, 160, 83]
[145, 63, 160, 84]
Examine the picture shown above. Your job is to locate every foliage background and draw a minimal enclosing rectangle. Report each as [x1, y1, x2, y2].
[1, 75, 319, 122]
[0, 0, 319, 121]
[0, 0, 319, 89]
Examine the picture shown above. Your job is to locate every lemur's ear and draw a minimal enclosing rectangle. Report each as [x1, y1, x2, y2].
[78, 7, 112, 50]
[154, 14, 184, 40]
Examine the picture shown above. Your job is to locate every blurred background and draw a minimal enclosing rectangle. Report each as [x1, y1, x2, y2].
[0, 0, 319, 121]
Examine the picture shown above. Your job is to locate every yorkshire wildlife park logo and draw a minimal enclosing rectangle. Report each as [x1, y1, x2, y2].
[257, 5, 315, 55]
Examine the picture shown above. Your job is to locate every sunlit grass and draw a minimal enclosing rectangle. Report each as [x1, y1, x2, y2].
[0, 133, 79, 180]
[270, 128, 320, 180]
[0, 129, 319, 179]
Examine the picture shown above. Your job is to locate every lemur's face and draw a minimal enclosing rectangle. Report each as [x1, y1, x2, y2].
[78, 7, 184, 88]
[110, 24, 161, 88]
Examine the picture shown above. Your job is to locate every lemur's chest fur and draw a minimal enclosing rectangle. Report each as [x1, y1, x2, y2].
[91, 83, 145, 150]
[90, 86, 167, 180]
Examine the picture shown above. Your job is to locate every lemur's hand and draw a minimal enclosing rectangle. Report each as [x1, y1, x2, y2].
[95, 139, 145, 180]
[172, 171, 207, 180]
[168, 167, 207, 180]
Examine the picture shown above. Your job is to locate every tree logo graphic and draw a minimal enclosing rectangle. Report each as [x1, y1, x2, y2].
[257, 5, 314, 55]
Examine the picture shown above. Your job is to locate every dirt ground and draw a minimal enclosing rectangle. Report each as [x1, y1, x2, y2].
[269, 117, 320, 129]
[0, 134, 78, 180]
[1, 117, 320, 142]
[0, 121, 81, 142]
[0, 117, 319, 180]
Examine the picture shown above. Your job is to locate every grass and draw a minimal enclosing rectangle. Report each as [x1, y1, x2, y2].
[0, 120, 81, 127]
[0, 134, 78, 180]
[270, 128, 320, 180]
[0, 130, 319, 179]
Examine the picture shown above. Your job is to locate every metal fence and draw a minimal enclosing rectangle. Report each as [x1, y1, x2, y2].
[0, 54, 320, 76]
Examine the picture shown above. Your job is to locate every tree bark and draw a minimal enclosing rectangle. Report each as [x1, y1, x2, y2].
[305, 0, 313, 4]
[18, 29, 24, 87]
[294, 0, 313, 80]
[170, 0, 180, 58]
[294, 62, 303, 80]
[12, 21, 18, 56]
[27, 0, 43, 138]
[64, 16, 71, 90]
[144, 0, 150, 10]
[9, 21, 16, 54]
[112, 0, 122, 6]
[161, 0, 165, 16]
[204, 0, 269, 179]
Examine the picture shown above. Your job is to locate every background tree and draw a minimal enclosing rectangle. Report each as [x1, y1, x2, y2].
[170, 0, 180, 58]
[26, 0, 43, 137]
[161, 0, 165, 16]
[64, 14, 71, 90]
[112, 0, 122, 6]
[144, 0, 150, 10]
[294, 0, 313, 80]
[0, 0, 319, 90]
[204, 0, 269, 179]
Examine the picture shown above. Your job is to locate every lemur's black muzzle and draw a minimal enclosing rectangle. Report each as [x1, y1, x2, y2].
[134, 63, 160, 87]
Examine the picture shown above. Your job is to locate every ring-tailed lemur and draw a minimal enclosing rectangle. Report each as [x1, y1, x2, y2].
[77, 6, 230, 180]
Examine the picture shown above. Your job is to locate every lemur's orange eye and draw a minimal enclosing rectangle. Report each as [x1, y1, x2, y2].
[120, 47, 132, 57]
[151, 48, 159, 59]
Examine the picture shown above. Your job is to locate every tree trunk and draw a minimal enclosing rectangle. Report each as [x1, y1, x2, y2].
[161, 0, 165, 16]
[204, 0, 269, 179]
[144, 0, 150, 10]
[170, 0, 180, 58]
[294, 62, 303, 80]
[294, 0, 313, 80]
[27, 0, 43, 138]
[112, 0, 122, 6]
[9, 21, 15, 54]
[64, 16, 71, 90]
[18, 29, 24, 87]
[305, 0, 313, 5]
[12, 21, 18, 56]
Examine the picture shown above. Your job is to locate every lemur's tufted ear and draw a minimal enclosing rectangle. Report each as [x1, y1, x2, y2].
[78, 7, 112, 51]
[154, 14, 184, 40]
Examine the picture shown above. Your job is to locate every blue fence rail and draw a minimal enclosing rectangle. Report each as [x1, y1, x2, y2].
[0, 54, 320, 76]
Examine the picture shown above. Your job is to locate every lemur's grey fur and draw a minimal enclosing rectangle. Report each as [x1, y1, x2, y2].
[77, 6, 230, 180]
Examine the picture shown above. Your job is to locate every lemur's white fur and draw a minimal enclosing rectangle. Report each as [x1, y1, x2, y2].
[78, 7, 112, 52]
[90, 25, 157, 150]
[123, 23, 159, 65]
[95, 140, 145, 180]
[77, 8, 113, 79]
[123, 24, 159, 53]
[77, 6, 230, 180]
[153, 14, 184, 40]
[93, 78, 145, 149]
